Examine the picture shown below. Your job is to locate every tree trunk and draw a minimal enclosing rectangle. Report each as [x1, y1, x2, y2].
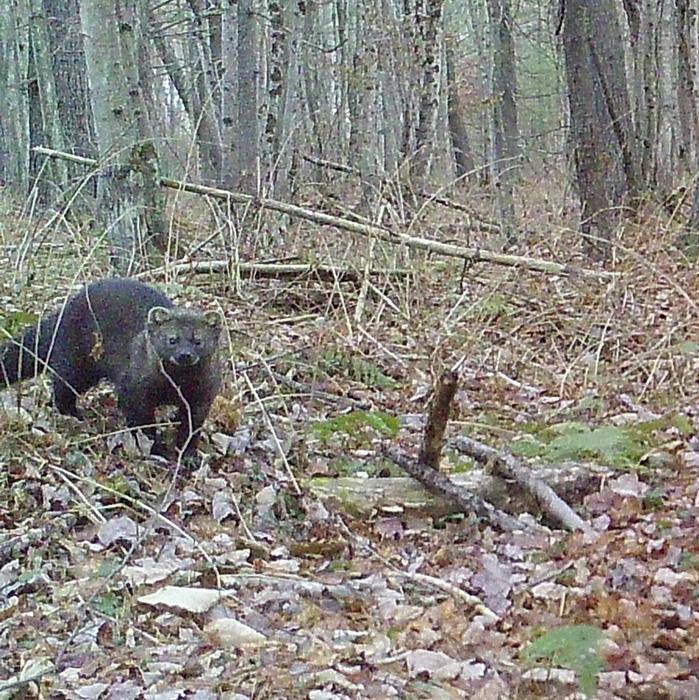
[0, 0, 32, 193]
[237, 0, 259, 194]
[486, 0, 518, 243]
[43, 0, 96, 178]
[675, 0, 699, 173]
[562, 0, 638, 259]
[413, 0, 444, 181]
[262, 0, 287, 196]
[80, 0, 165, 272]
[445, 37, 475, 180]
[221, 1, 238, 191]
[348, 0, 383, 211]
[25, 0, 69, 201]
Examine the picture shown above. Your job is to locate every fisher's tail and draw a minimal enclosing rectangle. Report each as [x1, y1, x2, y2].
[0, 313, 59, 385]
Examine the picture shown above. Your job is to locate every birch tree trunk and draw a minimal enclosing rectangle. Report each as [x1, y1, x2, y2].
[261, 0, 288, 196]
[0, 0, 31, 193]
[221, 1, 238, 191]
[237, 0, 259, 194]
[348, 0, 383, 211]
[413, 0, 444, 181]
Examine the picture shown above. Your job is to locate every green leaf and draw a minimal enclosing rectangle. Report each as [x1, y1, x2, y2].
[319, 350, 396, 389]
[0, 311, 39, 338]
[523, 624, 606, 698]
[675, 340, 699, 355]
[548, 426, 631, 456]
[94, 591, 123, 617]
[310, 410, 399, 446]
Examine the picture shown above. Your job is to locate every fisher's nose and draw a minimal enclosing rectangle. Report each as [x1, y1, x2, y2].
[173, 349, 198, 366]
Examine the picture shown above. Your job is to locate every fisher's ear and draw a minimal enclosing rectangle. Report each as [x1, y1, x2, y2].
[148, 306, 171, 326]
[204, 310, 222, 329]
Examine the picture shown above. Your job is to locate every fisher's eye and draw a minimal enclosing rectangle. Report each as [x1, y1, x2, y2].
[168, 336, 179, 346]
[192, 336, 202, 346]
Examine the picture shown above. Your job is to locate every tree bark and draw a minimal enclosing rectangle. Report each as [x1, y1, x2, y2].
[561, 0, 638, 259]
[486, 0, 518, 243]
[413, 0, 444, 181]
[0, 0, 32, 193]
[237, 0, 259, 194]
[80, 0, 165, 272]
[445, 37, 475, 179]
[675, 0, 699, 173]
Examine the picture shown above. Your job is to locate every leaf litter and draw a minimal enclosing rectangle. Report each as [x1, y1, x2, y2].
[1, 203, 699, 698]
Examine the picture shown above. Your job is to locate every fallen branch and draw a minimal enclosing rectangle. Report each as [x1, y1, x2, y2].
[384, 371, 543, 532]
[384, 446, 531, 532]
[452, 436, 593, 535]
[141, 259, 412, 282]
[389, 570, 499, 622]
[34, 146, 614, 280]
[302, 152, 502, 231]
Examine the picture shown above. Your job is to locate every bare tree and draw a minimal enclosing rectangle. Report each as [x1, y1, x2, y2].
[150, 2, 223, 184]
[413, 0, 445, 181]
[623, 0, 660, 187]
[0, 1, 31, 193]
[674, 0, 699, 173]
[221, 1, 238, 191]
[44, 0, 96, 161]
[237, 0, 259, 194]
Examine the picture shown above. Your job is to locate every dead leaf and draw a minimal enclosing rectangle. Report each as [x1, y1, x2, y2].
[138, 586, 231, 613]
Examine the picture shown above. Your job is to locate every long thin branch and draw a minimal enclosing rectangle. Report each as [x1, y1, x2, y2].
[141, 259, 412, 281]
[302, 152, 502, 230]
[33, 146, 615, 280]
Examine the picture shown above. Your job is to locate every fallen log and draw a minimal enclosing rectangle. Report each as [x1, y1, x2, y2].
[378, 369, 593, 532]
[303, 463, 608, 520]
[140, 259, 413, 282]
[384, 370, 539, 533]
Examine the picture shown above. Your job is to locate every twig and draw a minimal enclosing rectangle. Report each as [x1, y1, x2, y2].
[389, 570, 499, 622]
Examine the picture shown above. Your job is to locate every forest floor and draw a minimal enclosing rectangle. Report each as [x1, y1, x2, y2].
[1, 182, 699, 699]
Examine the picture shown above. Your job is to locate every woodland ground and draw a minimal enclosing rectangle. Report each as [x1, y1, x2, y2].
[1, 176, 699, 699]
